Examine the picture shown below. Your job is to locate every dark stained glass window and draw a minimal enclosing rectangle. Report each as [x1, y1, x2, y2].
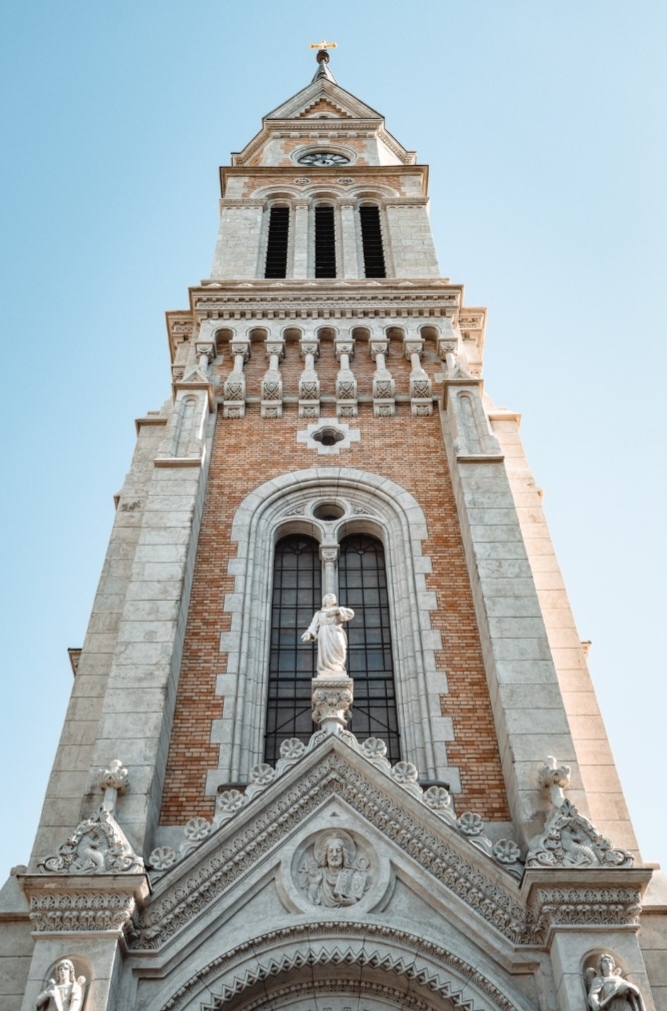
[264, 535, 321, 763]
[339, 534, 400, 762]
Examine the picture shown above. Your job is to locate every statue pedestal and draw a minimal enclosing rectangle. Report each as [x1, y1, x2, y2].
[311, 675, 354, 732]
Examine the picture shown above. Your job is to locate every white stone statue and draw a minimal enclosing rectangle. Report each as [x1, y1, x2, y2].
[36, 959, 86, 1011]
[299, 830, 370, 907]
[301, 593, 354, 677]
[585, 954, 646, 1011]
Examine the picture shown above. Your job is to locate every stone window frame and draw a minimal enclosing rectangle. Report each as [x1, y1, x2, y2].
[207, 467, 458, 794]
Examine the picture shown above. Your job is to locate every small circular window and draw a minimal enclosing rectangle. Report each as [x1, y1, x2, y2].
[313, 502, 345, 521]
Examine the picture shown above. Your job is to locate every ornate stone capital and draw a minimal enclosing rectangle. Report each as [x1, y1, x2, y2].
[300, 340, 320, 360]
[404, 338, 424, 359]
[369, 338, 389, 361]
[194, 341, 215, 362]
[312, 676, 354, 729]
[99, 758, 129, 813]
[265, 339, 285, 360]
[230, 339, 250, 361]
[334, 339, 355, 360]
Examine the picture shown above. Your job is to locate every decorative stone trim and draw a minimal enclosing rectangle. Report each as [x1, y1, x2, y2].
[149, 727, 521, 882]
[29, 891, 137, 933]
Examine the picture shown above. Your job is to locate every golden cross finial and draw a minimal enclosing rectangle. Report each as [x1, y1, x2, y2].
[309, 40, 337, 50]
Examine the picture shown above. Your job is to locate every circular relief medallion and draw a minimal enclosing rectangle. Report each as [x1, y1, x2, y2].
[297, 152, 350, 166]
[295, 829, 372, 908]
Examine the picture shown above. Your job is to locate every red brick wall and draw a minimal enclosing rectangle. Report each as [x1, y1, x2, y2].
[160, 338, 510, 824]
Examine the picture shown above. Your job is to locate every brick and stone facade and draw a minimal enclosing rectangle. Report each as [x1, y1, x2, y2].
[1, 50, 665, 1011]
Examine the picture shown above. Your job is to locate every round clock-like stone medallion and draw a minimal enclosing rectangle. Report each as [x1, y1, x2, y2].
[297, 152, 350, 166]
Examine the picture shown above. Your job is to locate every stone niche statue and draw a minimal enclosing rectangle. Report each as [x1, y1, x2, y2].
[298, 830, 370, 907]
[301, 593, 354, 678]
[36, 959, 86, 1011]
[585, 954, 646, 1011]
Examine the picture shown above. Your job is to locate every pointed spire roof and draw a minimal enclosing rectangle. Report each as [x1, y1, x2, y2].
[310, 45, 338, 84]
[229, 48, 416, 167]
[264, 49, 384, 122]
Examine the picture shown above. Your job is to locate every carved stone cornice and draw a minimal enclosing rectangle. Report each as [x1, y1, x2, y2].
[521, 867, 651, 943]
[20, 873, 149, 935]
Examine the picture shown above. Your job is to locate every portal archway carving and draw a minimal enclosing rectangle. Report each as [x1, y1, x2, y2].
[154, 923, 530, 1011]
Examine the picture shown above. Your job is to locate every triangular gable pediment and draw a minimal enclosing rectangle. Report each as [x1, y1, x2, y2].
[132, 733, 529, 952]
[265, 78, 384, 122]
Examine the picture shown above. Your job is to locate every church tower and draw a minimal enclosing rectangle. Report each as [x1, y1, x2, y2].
[2, 48, 665, 1011]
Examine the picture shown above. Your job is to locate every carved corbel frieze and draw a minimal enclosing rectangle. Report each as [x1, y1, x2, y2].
[261, 338, 285, 418]
[224, 339, 250, 419]
[299, 337, 320, 418]
[369, 336, 395, 417]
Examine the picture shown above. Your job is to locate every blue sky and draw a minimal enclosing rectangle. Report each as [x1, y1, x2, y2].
[0, 1, 665, 878]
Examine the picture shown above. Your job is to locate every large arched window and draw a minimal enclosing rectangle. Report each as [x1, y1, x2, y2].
[210, 470, 449, 792]
[339, 534, 399, 762]
[264, 535, 321, 763]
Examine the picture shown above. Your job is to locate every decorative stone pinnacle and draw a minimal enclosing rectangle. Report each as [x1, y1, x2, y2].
[538, 755, 571, 808]
[100, 759, 129, 813]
